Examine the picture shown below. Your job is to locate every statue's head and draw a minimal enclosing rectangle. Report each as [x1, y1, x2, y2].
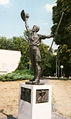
[32, 25, 40, 32]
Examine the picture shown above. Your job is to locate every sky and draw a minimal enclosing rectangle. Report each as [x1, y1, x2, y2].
[0, 0, 57, 49]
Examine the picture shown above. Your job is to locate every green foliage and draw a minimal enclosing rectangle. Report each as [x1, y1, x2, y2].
[0, 69, 33, 81]
[12, 36, 29, 69]
[0, 37, 14, 50]
[57, 45, 71, 77]
[52, 0, 71, 77]
[52, 0, 71, 46]
[40, 44, 56, 76]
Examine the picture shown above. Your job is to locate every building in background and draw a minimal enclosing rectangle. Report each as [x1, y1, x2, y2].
[0, 49, 21, 74]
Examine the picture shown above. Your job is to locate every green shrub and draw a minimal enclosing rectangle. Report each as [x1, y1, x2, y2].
[0, 69, 33, 81]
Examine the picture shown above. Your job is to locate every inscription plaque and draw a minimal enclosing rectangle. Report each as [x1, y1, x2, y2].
[36, 89, 49, 103]
[21, 87, 31, 103]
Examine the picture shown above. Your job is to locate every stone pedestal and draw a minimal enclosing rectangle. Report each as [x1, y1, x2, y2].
[18, 83, 52, 119]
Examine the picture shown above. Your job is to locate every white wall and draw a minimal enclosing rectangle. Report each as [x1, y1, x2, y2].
[0, 49, 21, 74]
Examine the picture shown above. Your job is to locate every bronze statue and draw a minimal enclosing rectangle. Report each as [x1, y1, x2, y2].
[21, 10, 54, 84]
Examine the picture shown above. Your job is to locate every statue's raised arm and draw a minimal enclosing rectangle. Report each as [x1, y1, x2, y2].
[21, 10, 29, 33]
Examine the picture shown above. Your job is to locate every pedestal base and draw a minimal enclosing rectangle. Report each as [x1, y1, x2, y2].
[26, 81, 44, 85]
[18, 83, 52, 119]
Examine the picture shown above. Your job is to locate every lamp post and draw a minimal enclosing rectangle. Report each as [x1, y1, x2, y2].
[56, 55, 57, 77]
[60, 65, 63, 78]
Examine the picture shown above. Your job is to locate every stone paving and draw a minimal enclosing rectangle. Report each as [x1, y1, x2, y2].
[0, 108, 71, 119]
[52, 112, 71, 119]
[0, 113, 71, 119]
[52, 103, 71, 119]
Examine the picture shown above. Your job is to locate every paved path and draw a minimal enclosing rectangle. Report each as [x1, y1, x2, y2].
[0, 103, 71, 119]
[0, 105, 71, 119]
[0, 112, 71, 119]
[52, 112, 71, 119]
[52, 104, 71, 119]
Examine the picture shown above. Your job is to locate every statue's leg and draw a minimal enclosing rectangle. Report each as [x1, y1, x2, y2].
[31, 59, 37, 80]
[35, 61, 41, 82]
[29, 48, 37, 80]
[29, 46, 41, 84]
[32, 47, 41, 83]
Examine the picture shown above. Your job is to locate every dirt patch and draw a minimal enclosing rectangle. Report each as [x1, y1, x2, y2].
[0, 81, 26, 118]
[0, 80, 71, 118]
[48, 80, 71, 117]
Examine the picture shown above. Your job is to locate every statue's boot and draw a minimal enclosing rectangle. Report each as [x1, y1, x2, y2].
[30, 78, 35, 82]
[26, 78, 40, 85]
[31, 79, 40, 84]
[29, 78, 40, 84]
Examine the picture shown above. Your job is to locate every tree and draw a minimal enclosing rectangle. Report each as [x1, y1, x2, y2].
[0, 37, 15, 50]
[52, 0, 71, 77]
[39, 44, 56, 76]
[10, 36, 30, 69]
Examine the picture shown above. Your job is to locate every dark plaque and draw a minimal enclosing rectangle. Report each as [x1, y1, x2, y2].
[21, 87, 31, 103]
[36, 89, 49, 103]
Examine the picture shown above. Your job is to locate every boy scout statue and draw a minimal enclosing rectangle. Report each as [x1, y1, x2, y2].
[21, 10, 54, 84]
